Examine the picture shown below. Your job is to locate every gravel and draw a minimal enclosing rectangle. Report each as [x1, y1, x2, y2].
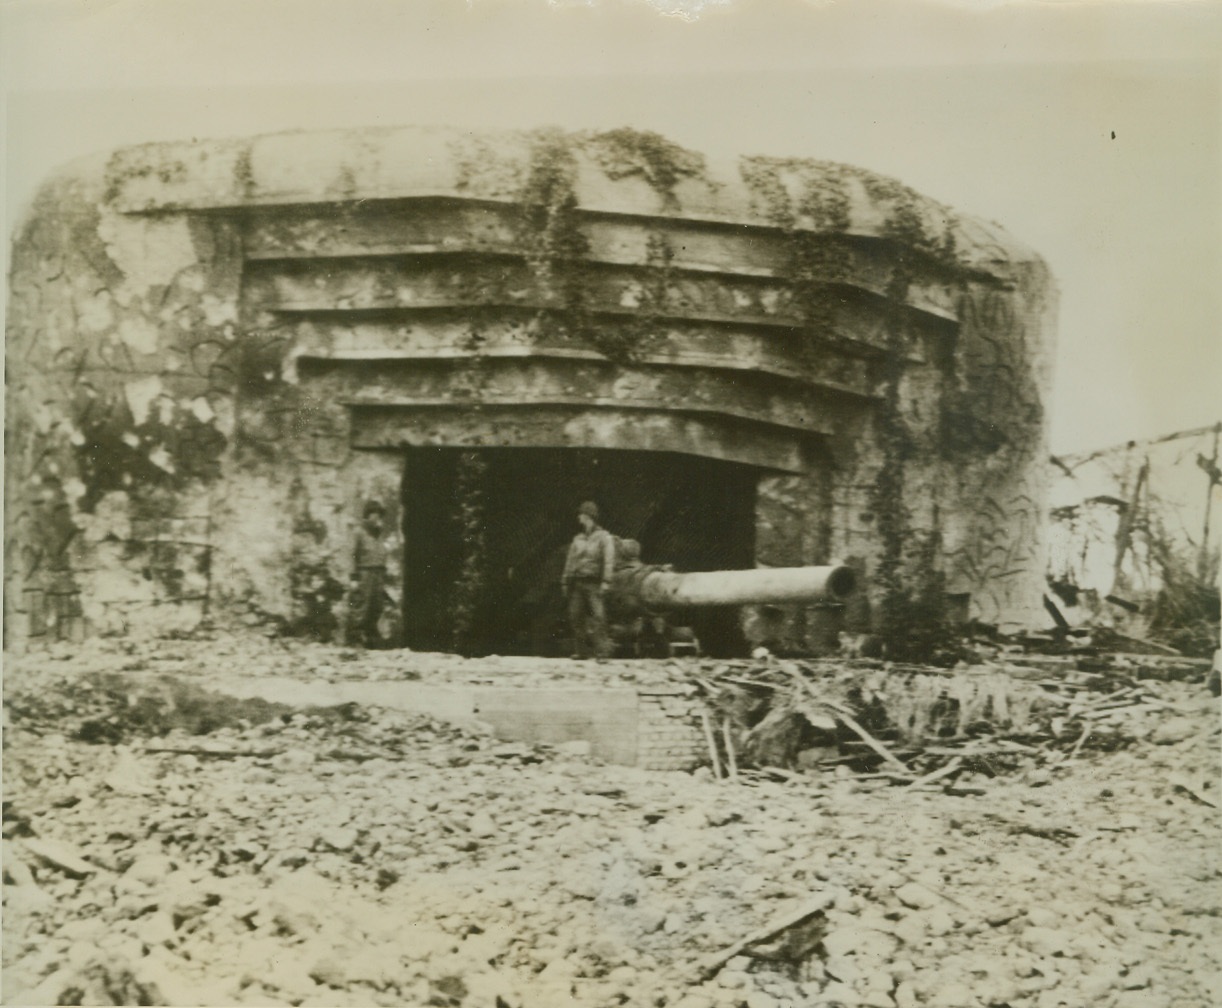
[3, 635, 1219, 1007]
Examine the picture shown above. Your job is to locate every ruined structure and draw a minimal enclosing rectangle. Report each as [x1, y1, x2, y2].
[5, 126, 1056, 654]
[1048, 423, 1221, 652]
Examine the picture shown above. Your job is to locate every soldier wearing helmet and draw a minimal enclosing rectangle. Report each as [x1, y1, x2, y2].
[561, 501, 616, 659]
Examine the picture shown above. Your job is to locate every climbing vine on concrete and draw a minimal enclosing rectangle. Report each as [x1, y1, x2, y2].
[450, 134, 523, 200]
[581, 128, 699, 362]
[859, 171, 959, 268]
[605, 231, 676, 364]
[512, 128, 703, 365]
[450, 451, 488, 656]
[581, 128, 706, 208]
[937, 290, 1043, 463]
[739, 158, 856, 368]
[287, 481, 346, 641]
[738, 155, 995, 654]
[870, 199, 924, 658]
[871, 292, 917, 656]
[515, 129, 596, 355]
[872, 201, 972, 660]
[938, 380, 1010, 459]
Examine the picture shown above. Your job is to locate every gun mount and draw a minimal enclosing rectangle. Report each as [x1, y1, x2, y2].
[609, 563, 856, 614]
[604, 559, 855, 657]
[606, 559, 855, 613]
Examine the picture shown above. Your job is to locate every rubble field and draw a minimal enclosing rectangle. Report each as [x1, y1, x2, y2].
[3, 634, 1220, 1008]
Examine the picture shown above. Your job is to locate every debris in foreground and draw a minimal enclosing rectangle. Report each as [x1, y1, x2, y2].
[3, 634, 1219, 1008]
[692, 649, 1211, 796]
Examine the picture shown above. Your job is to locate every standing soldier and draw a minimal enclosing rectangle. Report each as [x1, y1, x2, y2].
[350, 500, 388, 648]
[561, 501, 616, 660]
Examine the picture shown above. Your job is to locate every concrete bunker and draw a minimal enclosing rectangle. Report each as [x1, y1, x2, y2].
[5, 126, 1057, 657]
[398, 446, 759, 657]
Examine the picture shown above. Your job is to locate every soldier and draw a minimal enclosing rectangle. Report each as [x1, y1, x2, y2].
[349, 500, 388, 647]
[561, 501, 616, 660]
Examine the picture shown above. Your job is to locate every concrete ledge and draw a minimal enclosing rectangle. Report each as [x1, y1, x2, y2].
[206, 673, 700, 768]
[210, 675, 480, 723]
[474, 687, 639, 765]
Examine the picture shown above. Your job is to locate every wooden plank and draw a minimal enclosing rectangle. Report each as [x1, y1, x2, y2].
[693, 896, 832, 981]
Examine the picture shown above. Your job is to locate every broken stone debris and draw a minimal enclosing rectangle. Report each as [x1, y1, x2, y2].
[3, 633, 1219, 1007]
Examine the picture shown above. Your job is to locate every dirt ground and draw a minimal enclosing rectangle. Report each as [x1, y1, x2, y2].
[3, 635, 1219, 1008]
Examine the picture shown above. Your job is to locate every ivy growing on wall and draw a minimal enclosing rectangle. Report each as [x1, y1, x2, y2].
[739, 157, 857, 373]
[450, 450, 488, 656]
[936, 290, 1043, 464]
[582, 128, 707, 208]
[860, 172, 959, 268]
[870, 197, 935, 659]
[602, 230, 677, 364]
[286, 478, 346, 641]
[464, 135, 1026, 654]
[871, 254, 916, 655]
[510, 128, 706, 365]
[515, 129, 595, 354]
[738, 155, 982, 659]
[872, 197, 981, 659]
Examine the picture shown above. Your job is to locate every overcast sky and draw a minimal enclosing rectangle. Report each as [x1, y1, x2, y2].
[4, 0, 1219, 455]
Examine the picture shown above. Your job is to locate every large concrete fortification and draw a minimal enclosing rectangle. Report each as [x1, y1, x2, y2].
[5, 126, 1056, 654]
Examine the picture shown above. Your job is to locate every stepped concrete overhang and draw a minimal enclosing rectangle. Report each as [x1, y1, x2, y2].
[101, 125, 1033, 472]
[6, 125, 1057, 649]
[106, 124, 1032, 261]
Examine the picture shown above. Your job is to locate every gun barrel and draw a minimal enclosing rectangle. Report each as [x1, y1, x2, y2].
[636, 565, 855, 609]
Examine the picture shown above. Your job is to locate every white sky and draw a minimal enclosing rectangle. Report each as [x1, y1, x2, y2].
[3, 0, 1220, 455]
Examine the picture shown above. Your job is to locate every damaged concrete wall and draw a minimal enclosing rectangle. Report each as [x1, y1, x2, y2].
[5, 126, 1056, 651]
[6, 160, 241, 643]
[4, 159, 403, 647]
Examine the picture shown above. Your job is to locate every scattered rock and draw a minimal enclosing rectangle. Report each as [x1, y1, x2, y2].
[20, 837, 100, 878]
[104, 750, 158, 796]
[316, 826, 358, 852]
[124, 852, 177, 885]
[985, 906, 1021, 927]
[271, 749, 317, 772]
[894, 881, 939, 910]
[923, 906, 955, 938]
[2, 635, 1217, 1008]
[1025, 906, 1058, 928]
[892, 915, 927, 947]
[1020, 926, 1075, 957]
[820, 979, 860, 1005]
[936, 979, 980, 1006]
[823, 926, 898, 960]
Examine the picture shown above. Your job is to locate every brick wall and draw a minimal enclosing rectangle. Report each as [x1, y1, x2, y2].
[635, 687, 706, 771]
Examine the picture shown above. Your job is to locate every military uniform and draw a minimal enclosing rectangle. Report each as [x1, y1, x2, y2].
[562, 525, 615, 659]
[350, 525, 388, 647]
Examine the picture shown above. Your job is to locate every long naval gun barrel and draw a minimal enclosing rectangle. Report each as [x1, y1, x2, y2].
[610, 563, 856, 614]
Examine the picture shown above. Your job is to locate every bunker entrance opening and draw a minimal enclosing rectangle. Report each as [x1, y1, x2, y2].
[400, 447, 759, 657]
